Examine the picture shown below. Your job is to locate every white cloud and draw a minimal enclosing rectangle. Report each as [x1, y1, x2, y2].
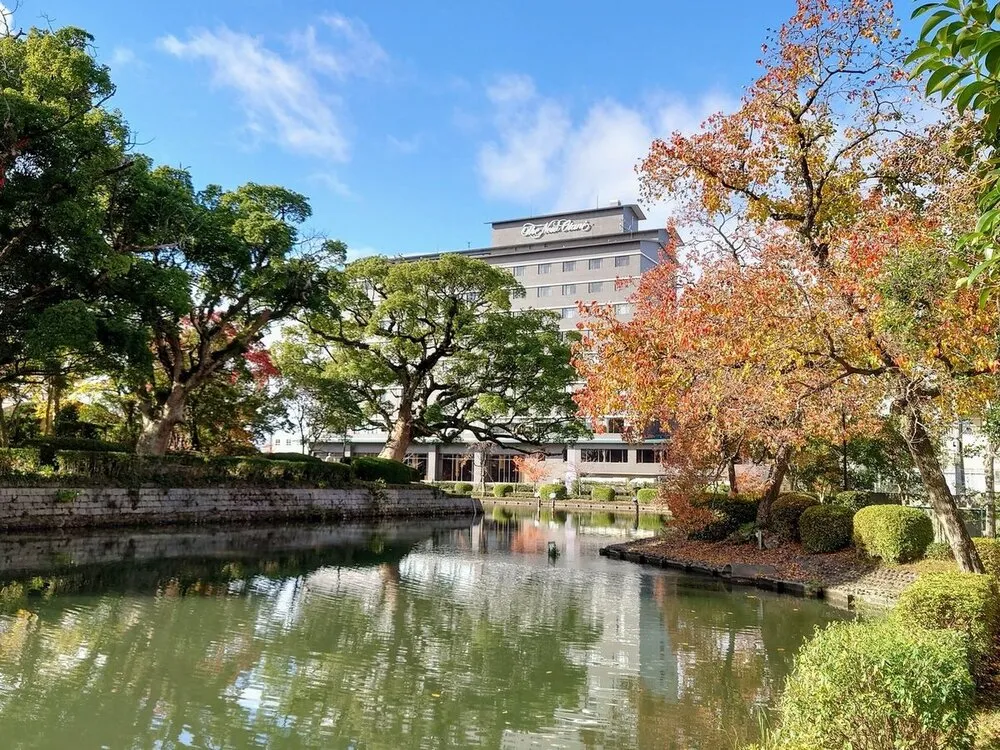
[110, 46, 136, 68]
[308, 172, 354, 198]
[386, 134, 421, 154]
[0, 4, 13, 35]
[158, 18, 388, 162]
[476, 74, 732, 227]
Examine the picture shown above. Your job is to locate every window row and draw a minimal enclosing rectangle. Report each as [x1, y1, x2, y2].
[560, 303, 633, 319]
[511, 255, 631, 277]
[537, 281, 621, 297]
[579, 447, 664, 463]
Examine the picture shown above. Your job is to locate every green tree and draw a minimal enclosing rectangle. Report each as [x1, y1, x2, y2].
[107, 164, 334, 455]
[0, 27, 145, 395]
[290, 254, 583, 461]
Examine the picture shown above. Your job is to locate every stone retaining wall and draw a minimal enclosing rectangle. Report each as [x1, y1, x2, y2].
[0, 486, 482, 531]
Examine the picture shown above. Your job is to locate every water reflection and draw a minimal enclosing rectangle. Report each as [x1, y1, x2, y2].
[0, 511, 846, 749]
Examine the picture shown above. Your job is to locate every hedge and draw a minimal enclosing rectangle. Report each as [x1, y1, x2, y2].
[349, 456, 417, 484]
[895, 572, 1000, 681]
[453, 482, 474, 495]
[925, 541, 954, 561]
[854, 505, 934, 563]
[538, 483, 567, 501]
[770, 619, 975, 750]
[492, 483, 513, 498]
[973, 537, 1000, 579]
[0, 447, 43, 475]
[798, 504, 853, 553]
[636, 487, 659, 504]
[265, 452, 324, 463]
[770, 493, 818, 541]
[591, 485, 615, 502]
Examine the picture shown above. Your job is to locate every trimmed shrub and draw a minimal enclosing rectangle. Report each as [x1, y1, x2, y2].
[829, 489, 880, 513]
[771, 619, 975, 750]
[973, 537, 1000, 579]
[538, 483, 567, 501]
[453, 482, 474, 495]
[492, 483, 513, 498]
[895, 572, 1000, 679]
[636, 487, 659, 504]
[26, 437, 130, 465]
[770, 493, 818, 542]
[263, 452, 324, 463]
[513, 483, 534, 494]
[689, 494, 760, 541]
[854, 505, 934, 563]
[350, 456, 418, 484]
[798, 504, 853, 553]
[925, 541, 955, 561]
[591, 485, 615, 502]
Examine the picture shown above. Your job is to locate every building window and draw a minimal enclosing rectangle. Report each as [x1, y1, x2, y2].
[561, 307, 576, 319]
[615, 255, 630, 268]
[562, 283, 577, 296]
[487, 455, 521, 483]
[588, 281, 603, 294]
[537, 286, 552, 298]
[614, 303, 633, 316]
[562, 260, 576, 272]
[606, 417, 626, 433]
[636, 449, 662, 464]
[588, 258, 603, 270]
[441, 454, 473, 482]
[538, 263, 551, 274]
[581, 448, 628, 463]
[511, 287, 526, 299]
[404, 453, 428, 479]
[511, 266, 525, 277]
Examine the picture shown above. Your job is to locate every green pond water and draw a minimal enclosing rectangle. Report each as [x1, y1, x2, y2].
[0, 507, 848, 749]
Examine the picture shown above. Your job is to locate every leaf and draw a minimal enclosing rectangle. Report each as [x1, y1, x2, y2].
[911, 1, 941, 17]
[955, 80, 989, 115]
[919, 9, 958, 40]
[924, 65, 959, 96]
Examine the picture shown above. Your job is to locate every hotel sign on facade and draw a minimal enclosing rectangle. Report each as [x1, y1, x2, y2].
[520, 218, 594, 240]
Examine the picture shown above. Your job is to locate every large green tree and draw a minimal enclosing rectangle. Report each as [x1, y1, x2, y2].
[107, 163, 333, 455]
[0, 27, 143, 396]
[286, 254, 583, 461]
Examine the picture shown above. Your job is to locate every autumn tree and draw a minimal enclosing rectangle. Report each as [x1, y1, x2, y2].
[577, 0, 995, 571]
[288, 254, 584, 461]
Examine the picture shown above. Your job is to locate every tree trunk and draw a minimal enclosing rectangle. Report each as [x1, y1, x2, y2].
[899, 402, 984, 573]
[986, 440, 997, 539]
[727, 457, 739, 496]
[756, 444, 792, 527]
[380, 402, 413, 462]
[137, 387, 187, 456]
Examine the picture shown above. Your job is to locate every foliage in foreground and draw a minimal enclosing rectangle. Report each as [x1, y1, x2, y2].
[767, 619, 975, 750]
[853, 505, 934, 564]
[894, 572, 1000, 681]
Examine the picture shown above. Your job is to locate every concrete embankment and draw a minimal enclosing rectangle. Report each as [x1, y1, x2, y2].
[0, 485, 482, 531]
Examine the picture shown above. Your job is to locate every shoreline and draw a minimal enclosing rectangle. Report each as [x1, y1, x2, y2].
[600, 537, 915, 611]
[481, 498, 670, 513]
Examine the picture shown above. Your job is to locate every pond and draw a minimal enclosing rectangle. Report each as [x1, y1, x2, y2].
[0, 508, 849, 749]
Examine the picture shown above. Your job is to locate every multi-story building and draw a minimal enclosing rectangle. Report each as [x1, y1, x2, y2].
[310, 202, 678, 487]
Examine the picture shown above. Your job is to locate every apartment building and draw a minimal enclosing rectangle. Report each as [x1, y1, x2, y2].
[310, 202, 678, 487]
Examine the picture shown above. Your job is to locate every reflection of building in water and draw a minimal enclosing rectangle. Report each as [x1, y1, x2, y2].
[638, 574, 678, 700]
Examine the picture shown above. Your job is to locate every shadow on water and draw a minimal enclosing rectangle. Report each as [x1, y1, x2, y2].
[0, 508, 847, 749]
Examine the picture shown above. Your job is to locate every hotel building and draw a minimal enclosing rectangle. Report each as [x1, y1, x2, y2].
[308, 202, 678, 487]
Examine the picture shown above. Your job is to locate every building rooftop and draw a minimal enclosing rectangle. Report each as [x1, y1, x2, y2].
[490, 202, 646, 228]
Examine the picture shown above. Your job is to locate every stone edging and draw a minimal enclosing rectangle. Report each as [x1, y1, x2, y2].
[599, 542, 888, 611]
[482, 499, 670, 513]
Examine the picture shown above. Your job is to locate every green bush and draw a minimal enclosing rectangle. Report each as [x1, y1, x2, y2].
[350, 456, 418, 484]
[973, 537, 1000, 579]
[771, 619, 975, 750]
[264, 452, 325, 463]
[689, 494, 760, 541]
[453, 482, 474, 494]
[26, 437, 130, 465]
[513, 483, 534, 494]
[591, 485, 615, 502]
[636, 487, 659, 504]
[0, 447, 42, 475]
[492, 483, 513, 498]
[798, 504, 853, 553]
[770, 493, 818, 541]
[895, 572, 1000, 679]
[538, 483, 567, 501]
[925, 541, 954, 561]
[854, 505, 934, 563]
[829, 489, 879, 513]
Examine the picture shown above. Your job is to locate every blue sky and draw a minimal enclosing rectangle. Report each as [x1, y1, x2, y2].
[7, 1, 914, 257]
